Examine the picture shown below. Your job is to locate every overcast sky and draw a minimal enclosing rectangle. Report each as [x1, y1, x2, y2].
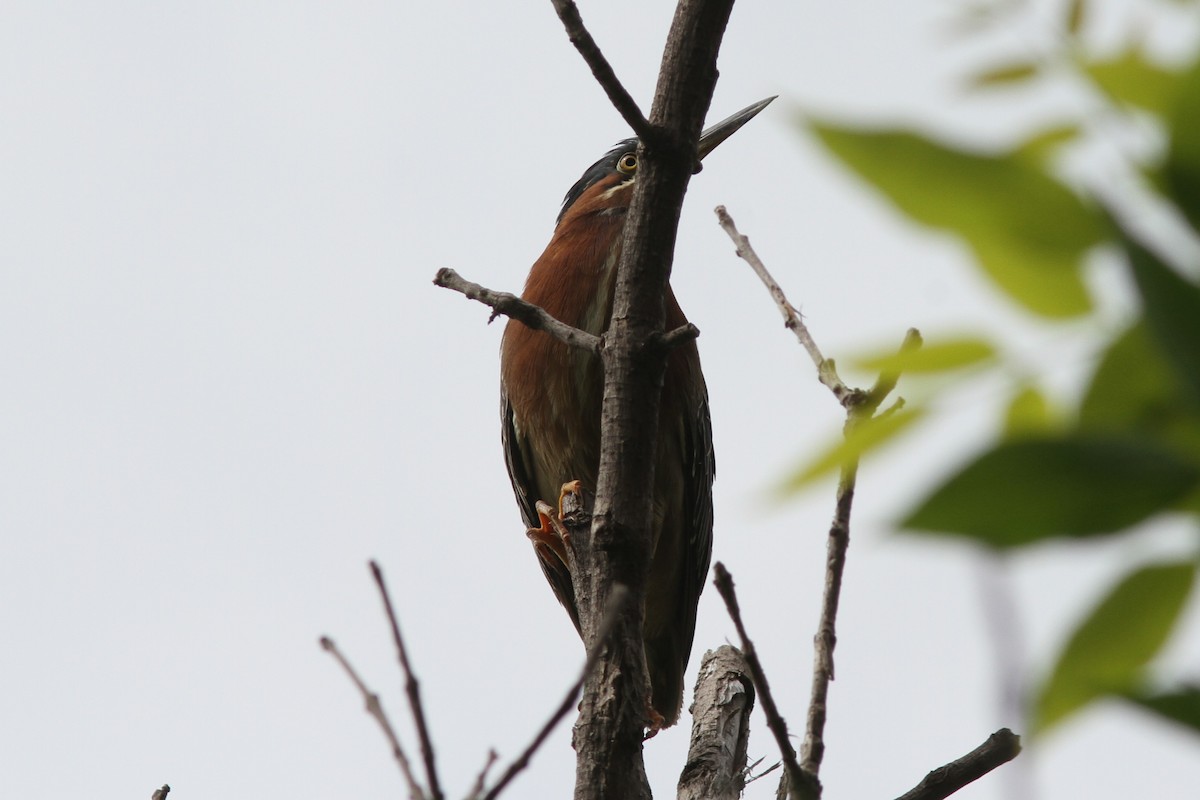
[2, 1, 1198, 798]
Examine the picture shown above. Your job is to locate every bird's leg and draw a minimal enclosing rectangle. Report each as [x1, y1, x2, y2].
[526, 480, 584, 568]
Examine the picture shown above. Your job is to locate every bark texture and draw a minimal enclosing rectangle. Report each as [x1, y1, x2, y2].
[570, 2, 736, 798]
[676, 646, 754, 800]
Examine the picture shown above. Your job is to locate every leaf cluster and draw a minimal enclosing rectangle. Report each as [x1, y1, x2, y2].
[785, 0, 1200, 742]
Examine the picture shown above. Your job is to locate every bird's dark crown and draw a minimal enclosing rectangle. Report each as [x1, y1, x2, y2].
[556, 138, 638, 225]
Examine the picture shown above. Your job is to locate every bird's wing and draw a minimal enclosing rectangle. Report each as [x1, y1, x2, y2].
[500, 385, 581, 632]
[684, 379, 716, 630]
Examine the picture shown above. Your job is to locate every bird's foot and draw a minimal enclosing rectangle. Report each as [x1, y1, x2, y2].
[526, 481, 583, 568]
[643, 706, 666, 740]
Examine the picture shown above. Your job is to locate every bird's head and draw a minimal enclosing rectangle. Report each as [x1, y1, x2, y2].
[555, 96, 775, 226]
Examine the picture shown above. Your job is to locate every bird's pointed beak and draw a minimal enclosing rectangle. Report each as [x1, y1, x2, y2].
[698, 96, 776, 160]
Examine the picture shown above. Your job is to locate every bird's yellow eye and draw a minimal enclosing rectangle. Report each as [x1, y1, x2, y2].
[617, 153, 638, 174]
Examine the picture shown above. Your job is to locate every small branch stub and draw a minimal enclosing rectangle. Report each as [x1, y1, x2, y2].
[433, 268, 600, 353]
[677, 645, 756, 800]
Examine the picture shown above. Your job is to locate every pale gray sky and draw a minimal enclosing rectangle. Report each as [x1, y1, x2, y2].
[1, 1, 1197, 798]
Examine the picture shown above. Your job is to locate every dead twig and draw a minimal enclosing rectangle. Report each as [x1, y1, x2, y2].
[371, 561, 445, 800]
[319, 635, 426, 800]
[712, 563, 817, 800]
[894, 729, 1022, 800]
[716, 207, 924, 799]
[481, 586, 631, 800]
[433, 268, 600, 353]
[547, 0, 653, 142]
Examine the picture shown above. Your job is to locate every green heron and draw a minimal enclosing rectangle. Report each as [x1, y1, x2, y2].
[500, 97, 773, 728]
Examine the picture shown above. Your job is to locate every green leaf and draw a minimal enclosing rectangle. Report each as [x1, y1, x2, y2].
[1165, 60, 1200, 233]
[1013, 124, 1082, 166]
[967, 61, 1041, 89]
[1124, 233, 1200, 407]
[806, 122, 1106, 317]
[1084, 47, 1185, 114]
[1036, 562, 1196, 733]
[779, 409, 923, 492]
[1123, 686, 1200, 737]
[902, 436, 1200, 547]
[850, 336, 996, 374]
[1003, 385, 1056, 437]
[1081, 321, 1200, 454]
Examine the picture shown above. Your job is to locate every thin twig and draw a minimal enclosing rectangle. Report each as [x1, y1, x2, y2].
[799, 458, 855, 779]
[319, 636, 427, 800]
[893, 729, 1022, 800]
[548, 0, 653, 142]
[714, 205, 853, 405]
[371, 561, 445, 800]
[466, 750, 500, 800]
[482, 586, 630, 800]
[713, 563, 818, 800]
[718, 207, 926, 798]
[865, 329, 922, 411]
[434, 268, 601, 353]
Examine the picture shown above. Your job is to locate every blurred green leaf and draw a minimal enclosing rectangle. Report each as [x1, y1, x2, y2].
[850, 336, 996, 374]
[1036, 562, 1196, 733]
[1081, 322, 1200, 456]
[1081, 322, 1180, 431]
[1013, 124, 1082, 166]
[1004, 385, 1057, 437]
[1165, 59, 1200, 233]
[903, 436, 1199, 547]
[967, 61, 1041, 89]
[1124, 233, 1200, 407]
[1124, 686, 1200, 737]
[807, 122, 1105, 317]
[1084, 47, 1185, 113]
[779, 408, 923, 492]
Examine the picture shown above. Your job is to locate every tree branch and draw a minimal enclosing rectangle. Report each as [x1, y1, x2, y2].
[714, 206, 852, 405]
[371, 561, 445, 800]
[481, 586, 629, 800]
[548, 0, 653, 141]
[712, 563, 817, 800]
[319, 635, 427, 800]
[716, 207, 925, 798]
[893, 729, 1022, 800]
[433, 268, 600, 353]
[676, 645, 756, 800]
[566, 3, 737, 799]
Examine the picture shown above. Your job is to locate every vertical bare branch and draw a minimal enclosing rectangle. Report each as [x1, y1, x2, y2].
[712, 564, 818, 800]
[566, 2, 737, 799]
[677, 646, 756, 800]
[319, 636, 427, 800]
[716, 207, 922, 798]
[371, 561, 445, 800]
[482, 586, 629, 800]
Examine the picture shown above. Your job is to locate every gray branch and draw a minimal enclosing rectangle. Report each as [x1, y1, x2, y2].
[894, 729, 1022, 800]
[548, 0, 653, 141]
[676, 646, 755, 800]
[433, 268, 600, 353]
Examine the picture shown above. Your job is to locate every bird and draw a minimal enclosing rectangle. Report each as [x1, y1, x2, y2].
[499, 97, 773, 728]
